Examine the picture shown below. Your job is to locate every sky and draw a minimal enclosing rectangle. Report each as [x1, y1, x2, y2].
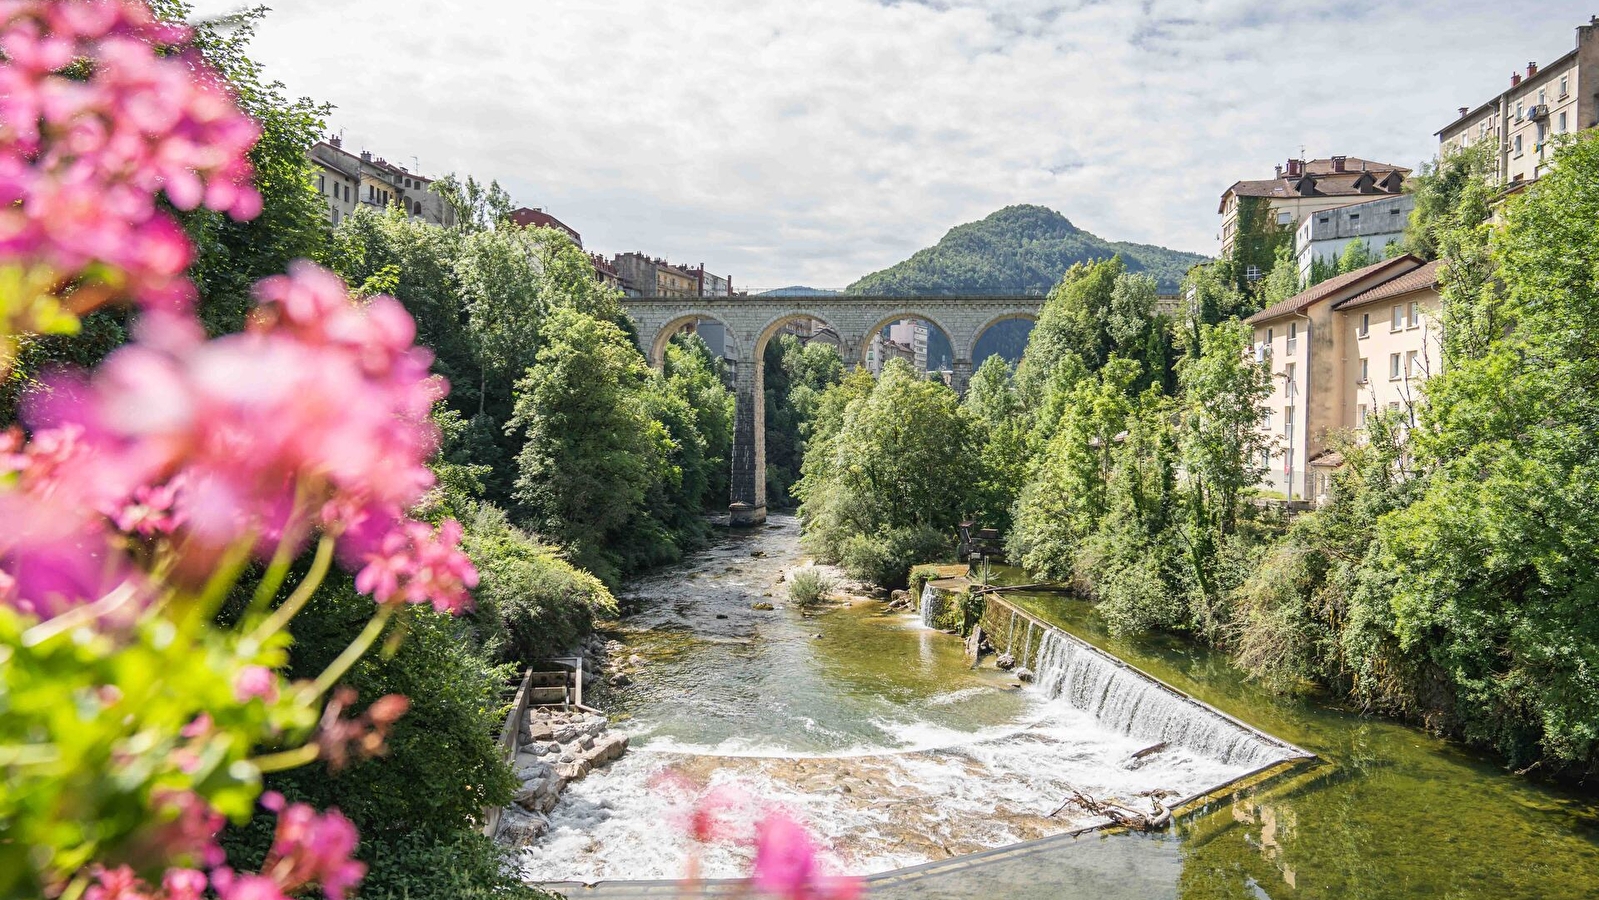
[191, 0, 1594, 289]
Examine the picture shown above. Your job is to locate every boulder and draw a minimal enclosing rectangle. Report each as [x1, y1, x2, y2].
[1015, 668, 1035, 684]
[497, 808, 549, 848]
[995, 652, 1016, 671]
[610, 672, 633, 687]
[752, 602, 775, 611]
[555, 759, 591, 781]
[523, 720, 555, 743]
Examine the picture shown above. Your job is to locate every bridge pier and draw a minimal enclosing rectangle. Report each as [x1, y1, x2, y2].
[951, 358, 973, 396]
[728, 356, 767, 526]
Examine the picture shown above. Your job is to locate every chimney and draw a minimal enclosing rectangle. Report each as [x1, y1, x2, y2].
[1511, 72, 1522, 87]
[360, 150, 372, 163]
[1527, 61, 1538, 78]
[1275, 164, 1284, 178]
[330, 135, 342, 148]
[1285, 158, 1303, 178]
[1458, 106, 1469, 118]
[1331, 155, 1347, 173]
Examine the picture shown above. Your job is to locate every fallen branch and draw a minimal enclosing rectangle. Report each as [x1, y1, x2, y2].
[1047, 786, 1169, 831]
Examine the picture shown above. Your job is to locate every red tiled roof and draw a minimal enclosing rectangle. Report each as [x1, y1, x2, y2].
[1220, 158, 1411, 210]
[1332, 260, 1441, 310]
[1246, 255, 1424, 324]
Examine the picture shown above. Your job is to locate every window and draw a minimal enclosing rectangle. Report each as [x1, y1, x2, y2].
[1389, 401, 1401, 412]
[1246, 264, 1262, 281]
[1514, 134, 1523, 155]
[1358, 312, 1370, 338]
[1359, 358, 1369, 383]
[1358, 404, 1368, 427]
[1560, 112, 1568, 133]
[1349, 213, 1360, 222]
[1284, 406, 1295, 434]
[318, 174, 325, 193]
[1389, 353, 1401, 380]
[1515, 101, 1524, 120]
[1266, 327, 1274, 346]
[331, 208, 340, 225]
[1391, 305, 1403, 331]
[1287, 322, 1298, 354]
[1318, 215, 1330, 224]
[1561, 76, 1570, 98]
[1285, 362, 1296, 387]
[1277, 211, 1292, 225]
[1538, 89, 1546, 106]
[1406, 350, 1420, 378]
[1406, 300, 1419, 328]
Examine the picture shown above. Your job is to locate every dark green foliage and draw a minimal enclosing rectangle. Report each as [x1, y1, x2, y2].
[1225, 195, 1294, 295]
[796, 361, 977, 586]
[763, 335, 844, 505]
[221, 575, 527, 899]
[847, 205, 1205, 295]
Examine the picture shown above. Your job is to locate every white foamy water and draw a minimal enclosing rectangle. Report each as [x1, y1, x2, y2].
[1030, 629, 1281, 768]
[517, 697, 1259, 883]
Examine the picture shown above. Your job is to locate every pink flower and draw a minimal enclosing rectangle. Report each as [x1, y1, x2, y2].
[161, 869, 207, 900]
[150, 789, 225, 870]
[354, 518, 477, 613]
[259, 795, 366, 900]
[0, 0, 262, 323]
[209, 871, 288, 900]
[233, 665, 278, 704]
[84, 865, 147, 900]
[751, 810, 860, 900]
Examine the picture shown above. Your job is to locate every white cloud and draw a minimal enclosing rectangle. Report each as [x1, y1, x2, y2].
[191, 0, 1593, 288]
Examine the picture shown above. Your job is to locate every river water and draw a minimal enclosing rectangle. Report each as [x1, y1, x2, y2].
[514, 515, 1281, 883]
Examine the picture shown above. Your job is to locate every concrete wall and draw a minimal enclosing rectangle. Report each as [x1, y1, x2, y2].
[1294, 195, 1414, 283]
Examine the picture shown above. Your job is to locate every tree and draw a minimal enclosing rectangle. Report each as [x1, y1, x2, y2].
[964, 355, 1030, 532]
[508, 308, 665, 583]
[1176, 262, 1252, 357]
[1372, 133, 1599, 769]
[796, 360, 978, 586]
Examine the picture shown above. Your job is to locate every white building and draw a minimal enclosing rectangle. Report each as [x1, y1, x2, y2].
[308, 137, 454, 227]
[1294, 194, 1415, 284]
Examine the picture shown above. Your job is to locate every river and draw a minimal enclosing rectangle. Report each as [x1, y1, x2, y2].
[513, 516, 1599, 897]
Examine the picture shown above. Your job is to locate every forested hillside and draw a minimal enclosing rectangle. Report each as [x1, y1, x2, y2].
[846, 205, 1206, 295]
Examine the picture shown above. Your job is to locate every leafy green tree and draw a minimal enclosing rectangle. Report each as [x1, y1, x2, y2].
[1176, 262, 1252, 357]
[662, 333, 735, 507]
[1226, 195, 1295, 294]
[1007, 358, 1139, 581]
[964, 355, 1030, 532]
[797, 360, 978, 585]
[1335, 238, 1376, 274]
[1372, 133, 1599, 768]
[763, 335, 844, 504]
[508, 308, 666, 583]
[432, 173, 515, 232]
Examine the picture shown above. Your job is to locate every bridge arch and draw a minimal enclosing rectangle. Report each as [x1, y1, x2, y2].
[752, 310, 846, 362]
[967, 311, 1039, 363]
[647, 311, 742, 368]
[858, 310, 958, 367]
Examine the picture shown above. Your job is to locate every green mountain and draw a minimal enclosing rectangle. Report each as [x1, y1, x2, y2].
[846, 205, 1207, 295]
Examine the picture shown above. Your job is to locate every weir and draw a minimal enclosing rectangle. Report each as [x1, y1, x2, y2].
[982, 595, 1311, 768]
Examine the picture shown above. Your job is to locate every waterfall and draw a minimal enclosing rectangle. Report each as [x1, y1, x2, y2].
[919, 583, 943, 628]
[1031, 628, 1280, 768]
[1005, 609, 1017, 654]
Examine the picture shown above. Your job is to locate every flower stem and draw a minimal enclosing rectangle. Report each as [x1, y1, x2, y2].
[251, 533, 335, 643]
[309, 603, 396, 698]
[249, 742, 321, 774]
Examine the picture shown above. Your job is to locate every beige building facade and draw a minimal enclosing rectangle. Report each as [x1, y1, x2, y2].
[1437, 18, 1599, 188]
[1218, 156, 1408, 260]
[1246, 256, 1442, 502]
[309, 137, 455, 227]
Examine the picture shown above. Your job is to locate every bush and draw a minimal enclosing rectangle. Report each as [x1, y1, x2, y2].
[463, 503, 616, 665]
[788, 567, 837, 613]
[907, 564, 941, 599]
[839, 524, 950, 588]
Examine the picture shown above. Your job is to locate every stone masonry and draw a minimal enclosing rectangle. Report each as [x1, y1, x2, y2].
[620, 295, 1043, 525]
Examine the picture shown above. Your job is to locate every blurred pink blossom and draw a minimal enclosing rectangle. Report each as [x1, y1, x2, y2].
[233, 665, 278, 704]
[751, 809, 861, 900]
[0, 0, 260, 319]
[258, 792, 366, 900]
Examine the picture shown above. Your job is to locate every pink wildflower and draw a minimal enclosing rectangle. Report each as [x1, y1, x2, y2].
[354, 518, 477, 613]
[160, 869, 207, 900]
[84, 865, 146, 900]
[233, 665, 278, 704]
[259, 795, 366, 900]
[208, 871, 288, 900]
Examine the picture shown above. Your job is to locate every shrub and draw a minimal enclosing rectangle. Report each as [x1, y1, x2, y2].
[788, 567, 838, 613]
[839, 524, 950, 588]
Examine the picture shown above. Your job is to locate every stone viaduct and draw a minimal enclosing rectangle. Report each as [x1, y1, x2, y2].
[620, 294, 1043, 525]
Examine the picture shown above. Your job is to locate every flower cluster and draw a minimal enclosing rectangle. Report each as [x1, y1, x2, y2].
[81, 793, 364, 900]
[0, 0, 261, 329]
[11, 261, 474, 614]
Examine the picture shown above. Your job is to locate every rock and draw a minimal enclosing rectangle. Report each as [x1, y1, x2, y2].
[553, 726, 584, 743]
[497, 808, 549, 848]
[995, 652, 1016, 671]
[627, 655, 645, 667]
[714, 613, 728, 620]
[558, 753, 576, 764]
[752, 602, 775, 611]
[578, 735, 595, 751]
[610, 672, 632, 687]
[812, 633, 824, 640]
[523, 720, 555, 743]
[555, 759, 591, 781]
[1015, 667, 1035, 683]
[890, 589, 908, 603]
[776, 573, 786, 583]
[749, 550, 766, 558]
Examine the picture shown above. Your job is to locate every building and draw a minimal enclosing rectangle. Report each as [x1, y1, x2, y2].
[1246, 255, 1442, 502]
[308, 137, 454, 227]
[1293, 194, 1416, 284]
[1218, 156, 1409, 264]
[1438, 18, 1599, 189]
[612, 253, 729, 298]
[509, 207, 582, 247]
[591, 254, 623, 291]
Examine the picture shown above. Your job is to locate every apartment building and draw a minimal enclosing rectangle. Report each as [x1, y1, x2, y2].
[1438, 18, 1599, 188]
[1218, 156, 1409, 262]
[1246, 255, 1442, 502]
[1293, 194, 1415, 284]
[308, 137, 454, 227]
[509, 207, 582, 247]
[612, 253, 731, 298]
